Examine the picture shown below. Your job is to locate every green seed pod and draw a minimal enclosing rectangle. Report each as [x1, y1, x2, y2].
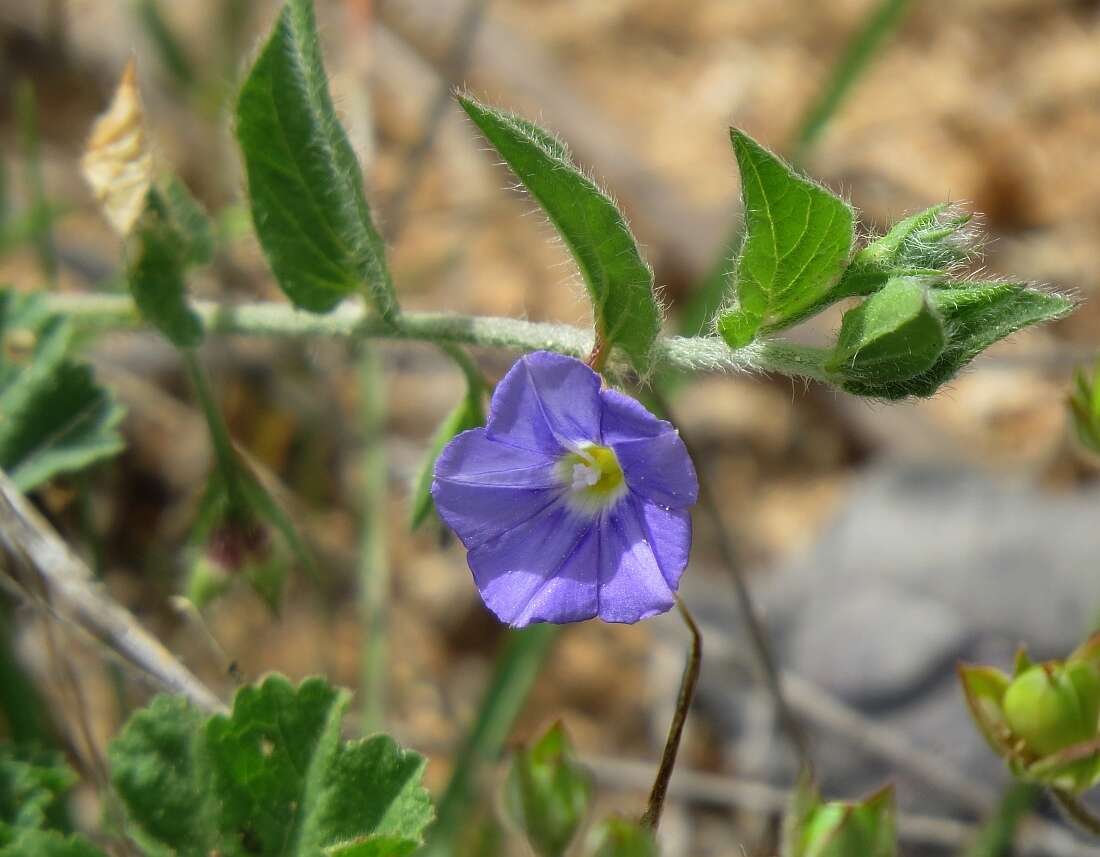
[1003, 662, 1100, 757]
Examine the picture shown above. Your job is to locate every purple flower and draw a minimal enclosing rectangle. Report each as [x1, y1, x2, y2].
[431, 351, 698, 627]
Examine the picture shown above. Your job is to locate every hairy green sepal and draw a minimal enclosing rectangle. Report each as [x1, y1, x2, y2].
[826, 277, 945, 386]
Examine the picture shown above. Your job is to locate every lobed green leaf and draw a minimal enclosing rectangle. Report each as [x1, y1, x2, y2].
[236, 0, 398, 319]
[717, 130, 853, 347]
[459, 95, 660, 371]
[0, 290, 125, 490]
[109, 675, 433, 857]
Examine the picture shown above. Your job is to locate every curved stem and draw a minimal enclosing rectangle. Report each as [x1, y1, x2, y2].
[650, 388, 813, 772]
[641, 596, 702, 830]
[1050, 788, 1100, 838]
[46, 294, 834, 384]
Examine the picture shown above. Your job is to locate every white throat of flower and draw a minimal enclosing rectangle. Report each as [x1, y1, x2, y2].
[557, 442, 628, 515]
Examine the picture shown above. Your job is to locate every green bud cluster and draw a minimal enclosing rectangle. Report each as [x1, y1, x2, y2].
[505, 722, 593, 857]
[959, 635, 1100, 794]
[784, 780, 897, 857]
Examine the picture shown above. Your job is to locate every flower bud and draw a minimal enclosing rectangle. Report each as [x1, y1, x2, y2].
[788, 784, 897, 857]
[1003, 662, 1100, 757]
[826, 277, 946, 388]
[959, 635, 1100, 794]
[186, 517, 286, 613]
[586, 816, 658, 857]
[504, 722, 592, 857]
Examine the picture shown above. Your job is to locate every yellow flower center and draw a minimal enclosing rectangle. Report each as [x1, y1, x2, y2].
[558, 443, 626, 513]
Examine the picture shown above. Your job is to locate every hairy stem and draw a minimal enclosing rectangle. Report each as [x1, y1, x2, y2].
[641, 596, 702, 830]
[46, 294, 834, 383]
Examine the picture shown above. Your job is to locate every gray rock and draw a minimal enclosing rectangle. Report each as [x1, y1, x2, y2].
[676, 461, 1100, 818]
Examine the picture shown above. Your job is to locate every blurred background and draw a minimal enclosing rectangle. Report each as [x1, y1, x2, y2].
[2, 0, 1100, 854]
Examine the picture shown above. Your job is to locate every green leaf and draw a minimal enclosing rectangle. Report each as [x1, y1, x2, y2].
[504, 722, 592, 857]
[128, 190, 205, 348]
[0, 290, 125, 490]
[109, 675, 434, 857]
[717, 130, 853, 347]
[586, 817, 658, 857]
[410, 386, 484, 531]
[236, 0, 398, 319]
[0, 362, 126, 492]
[162, 176, 214, 267]
[0, 829, 106, 857]
[825, 277, 946, 386]
[842, 281, 1073, 399]
[780, 204, 976, 330]
[458, 95, 660, 371]
[0, 746, 76, 831]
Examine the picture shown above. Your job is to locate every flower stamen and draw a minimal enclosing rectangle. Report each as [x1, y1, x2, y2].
[559, 443, 626, 513]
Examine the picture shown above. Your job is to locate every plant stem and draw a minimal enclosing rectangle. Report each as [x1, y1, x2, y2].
[357, 344, 389, 734]
[45, 294, 835, 384]
[181, 349, 244, 509]
[650, 387, 813, 772]
[641, 596, 702, 830]
[791, 0, 915, 161]
[1049, 789, 1100, 839]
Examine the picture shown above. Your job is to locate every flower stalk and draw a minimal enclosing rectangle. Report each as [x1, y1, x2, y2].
[640, 596, 702, 831]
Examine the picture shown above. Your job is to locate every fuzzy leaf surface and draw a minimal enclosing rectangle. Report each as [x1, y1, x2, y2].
[717, 130, 853, 347]
[0, 290, 124, 490]
[236, 0, 398, 318]
[109, 675, 433, 857]
[459, 96, 660, 370]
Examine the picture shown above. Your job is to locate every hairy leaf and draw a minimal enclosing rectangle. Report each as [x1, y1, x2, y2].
[459, 96, 660, 370]
[236, 0, 398, 319]
[109, 675, 433, 857]
[0, 290, 125, 490]
[717, 130, 853, 347]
